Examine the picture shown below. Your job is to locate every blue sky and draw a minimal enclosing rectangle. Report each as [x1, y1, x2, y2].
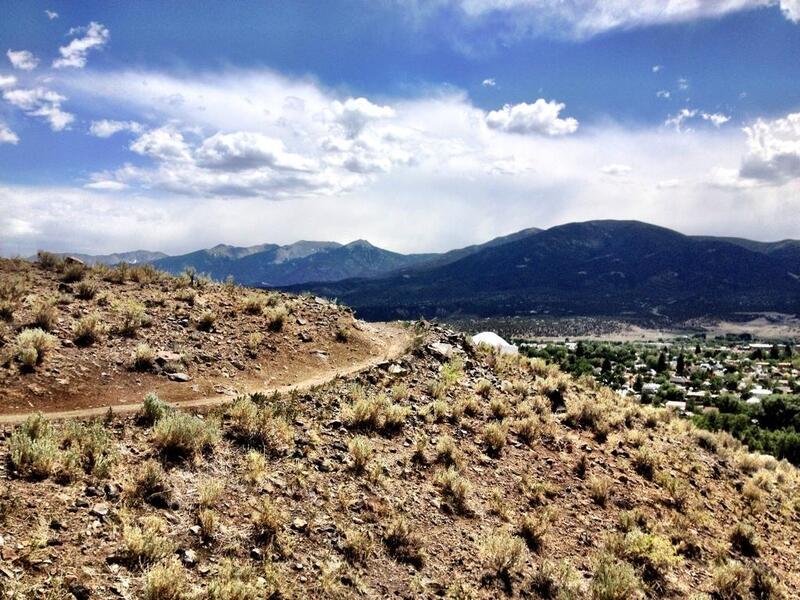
[1, 0, 799, 255]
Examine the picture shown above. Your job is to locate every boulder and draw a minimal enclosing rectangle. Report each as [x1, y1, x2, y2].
[471, 332, 518, 355]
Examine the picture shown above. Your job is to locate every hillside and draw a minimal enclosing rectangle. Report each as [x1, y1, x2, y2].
[0, 256, 404, 415]
[0, 256, 798, 599]
[290, 221, 800, 321]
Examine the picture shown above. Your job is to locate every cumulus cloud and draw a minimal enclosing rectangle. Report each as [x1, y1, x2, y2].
[0, 74, 17, 88]
[6, 49, 39, 71]
[0, 121, 18, 144]
[485, 99, 578, 136]
[89, 119, 143, 137]
[53, 22, 109, 69]
[665, 109, 730, 132]
[2, 87, 74, 131]
[739, 112, 800, 184]
[448, 0, 800, 39]
[656, 90, 670, 99]
[129, 125, 193, 162]
[330, 97, 395, 138]
[45, 9, 59, 20]
[195, 131, 314, 171]
[652, 65, 662, 73]
[482, 78, 496, 87]
[701, 112, 731, 127]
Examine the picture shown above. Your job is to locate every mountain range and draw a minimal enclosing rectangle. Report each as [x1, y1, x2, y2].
[54, 220, 800, 321]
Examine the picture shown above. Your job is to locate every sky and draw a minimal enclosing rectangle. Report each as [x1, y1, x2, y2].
[1, 0, 799, 256]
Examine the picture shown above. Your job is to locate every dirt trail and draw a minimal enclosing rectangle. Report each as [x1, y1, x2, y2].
[0, 324, 411, 424]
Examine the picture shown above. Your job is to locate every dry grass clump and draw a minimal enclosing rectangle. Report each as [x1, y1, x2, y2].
[515, 414, 545, 445]
[174, 288, 196, 306]
[75, 280, 97, 300]
[142, 557, 187, 600]
[14, 328, 56, 369]
[525, 559, 582, 600]
[197, 508, 217, 541]
[241, 293, 267, 315]
[123, 515, 174, 565]
[434, 467, 473, 514]
[37, 251, 63, 270]
[712, 560, 751, 600]
[475, 378, 493, 398]
[435, 435, 463, 468]
[251, 496, 285, 544]
[343, 390, 409, 433]
[207, 559, 275, 600]
[632, 446, 659, 480]
[32, 298, 58, 330]
[266, 306, 288, 332]
[226, 396, 295, 455]
[73, 313, 103, 346]
[489, 397, 512, 420]
[518, 508, 554, 552]
[610, 529, 680, 588]
[589, 476, 612, 507]
[198, 478, 224, 509]
[342, 528, 372, 563]
[384, 515, 424, 566]
[519, 475, 559, 507]
[133, 344, 155, 371]
[130, 459, 168, 500]
[480, 529, 525, 582]
[8, 413, 58, 479]
[152, 411, 219, 459]
[197, 309, 216, 331]
[244, 450, 267, 485]
[246, 332, 262, 357]
[695, 429, 719, 453]
[0, 276, 25, 322]
[61, 262, 86, 283]
[483, 421, 508, 455]
[335, 325, 350, 342]
[729, 522, 760, 557]
[118, 300, 149, 336]
[656, 473, 691, 511]
[348, 435, 373, 473]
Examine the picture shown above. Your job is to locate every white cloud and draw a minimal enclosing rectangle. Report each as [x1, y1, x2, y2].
[330, 97, 395, 138]
[6, 49, 39, 71]
[2, 87, 75, 131]
[129, 125, 193, 162]
[0, 74, 17, 88]
[601, 163, 632, 176]
[665, 109, 730, 132]
[45, 9, 59, 20]
[482, 78, 496, 87]
[53, 21, 109, 69]
[738, 112, 800, 184]
[677, 77, 689, 91]
[89, 119, 143, 137]
[701, 112, 731, 127]
[485, 99, 578, 136]
[448, 1, 800, 39]
[0, 121, 19, 144]
[195, 131, 314, 171]
[656, 90, 670, 99]
[652, 65, 662, 73]
[84, 180, 128, 191]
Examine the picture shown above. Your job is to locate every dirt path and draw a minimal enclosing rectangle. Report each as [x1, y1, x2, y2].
[0, 324, 411, 424]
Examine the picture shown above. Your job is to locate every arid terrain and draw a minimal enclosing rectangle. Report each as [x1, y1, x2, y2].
[0, 257, 798, 599]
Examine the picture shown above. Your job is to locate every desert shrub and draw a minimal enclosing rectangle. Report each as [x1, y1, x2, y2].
[345, 392, 386, 431]
[75, 280, 97, 300]
[591, 553, 640, 600]
[152, 412, 219, 458]
[611, 529, 680, 586]
[516, 415, 544, 445]
[61, 262, 86, 283]
[519, 475, 559, 507]
[490, 397, 512, 420]
[118, 300, 149, 336]
[632, 447, 659, 480]
[342, 528, 371, 563]
[174, 288, 196, 305]
[455, 396, 481, 420]
[246, 332, 263, 357]
[656, 473, 690, 511]
[8, 413, 58, 479]
[123, 515, 174, 564]
[142, 557, 187, 600]
[252, 496, 285, 544]
[475, 378, 493, 398]
[14, 328, 56, 368]
[37, 251, 63, 270]
[266, 306, 288, 332]
[131, 459, 168, 500]
[141, 392, 171, 424]
[696, 430, 719, 452]
[207, 559, 272, 600]
[729, 523, 760, 557]
[60, 420, 116, 478]
[589, 477, 612, 507]
[435, 435, 462, 468]
[712, 561, 751, 600]
[244, 450, 267, 485]
[32, 298, 58, 330]
[384, 403, 411, 432]
[226, 397, 294, 455]
[241, 294, 266, 315]
[618, 509, 650, 533]
[197, 310, 216, 331]
[750, 563, 786, 600]
[434, 467, 472, 514]
[197, 508, 217, 541]
[480, 529, 525, 581]
[384, 515, 424, 566]
[335, 325, 350, 342]
[427, 399, 449, 422]
[525, 559, 582, 600]
[348, 436, 372, 473]
[134, 344, 155, 371]
[198, 478, 224, 508]
[73, 314, 103, 346]
[518, 508, 554, 552]
[390, 383, 409, 402]
[129, 264, 159, 284]
[104, 263, 129, 284]
[483, 421, 508, 455]
[0, 275, 26, 321]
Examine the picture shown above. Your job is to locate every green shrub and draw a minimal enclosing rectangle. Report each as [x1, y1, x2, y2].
[591, 552, 641, 600]
[480, 530, 525, 581]
[61, 262, 86, 283]
[15, 328, 56, 369]
[73, 314, 103, 346]
[141, 392, 171, 424]
[118, 300, 148, 336]
[8, 413, 58, 479]
[152, 412, 219, 458]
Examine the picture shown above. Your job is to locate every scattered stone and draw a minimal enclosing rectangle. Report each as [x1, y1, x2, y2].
[181, 549, 198, 566]
[90, 503, 109, 518]
[291, 518, 308, 532]
[250, 547, 264, 560]
[168, 372, 192, 382]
